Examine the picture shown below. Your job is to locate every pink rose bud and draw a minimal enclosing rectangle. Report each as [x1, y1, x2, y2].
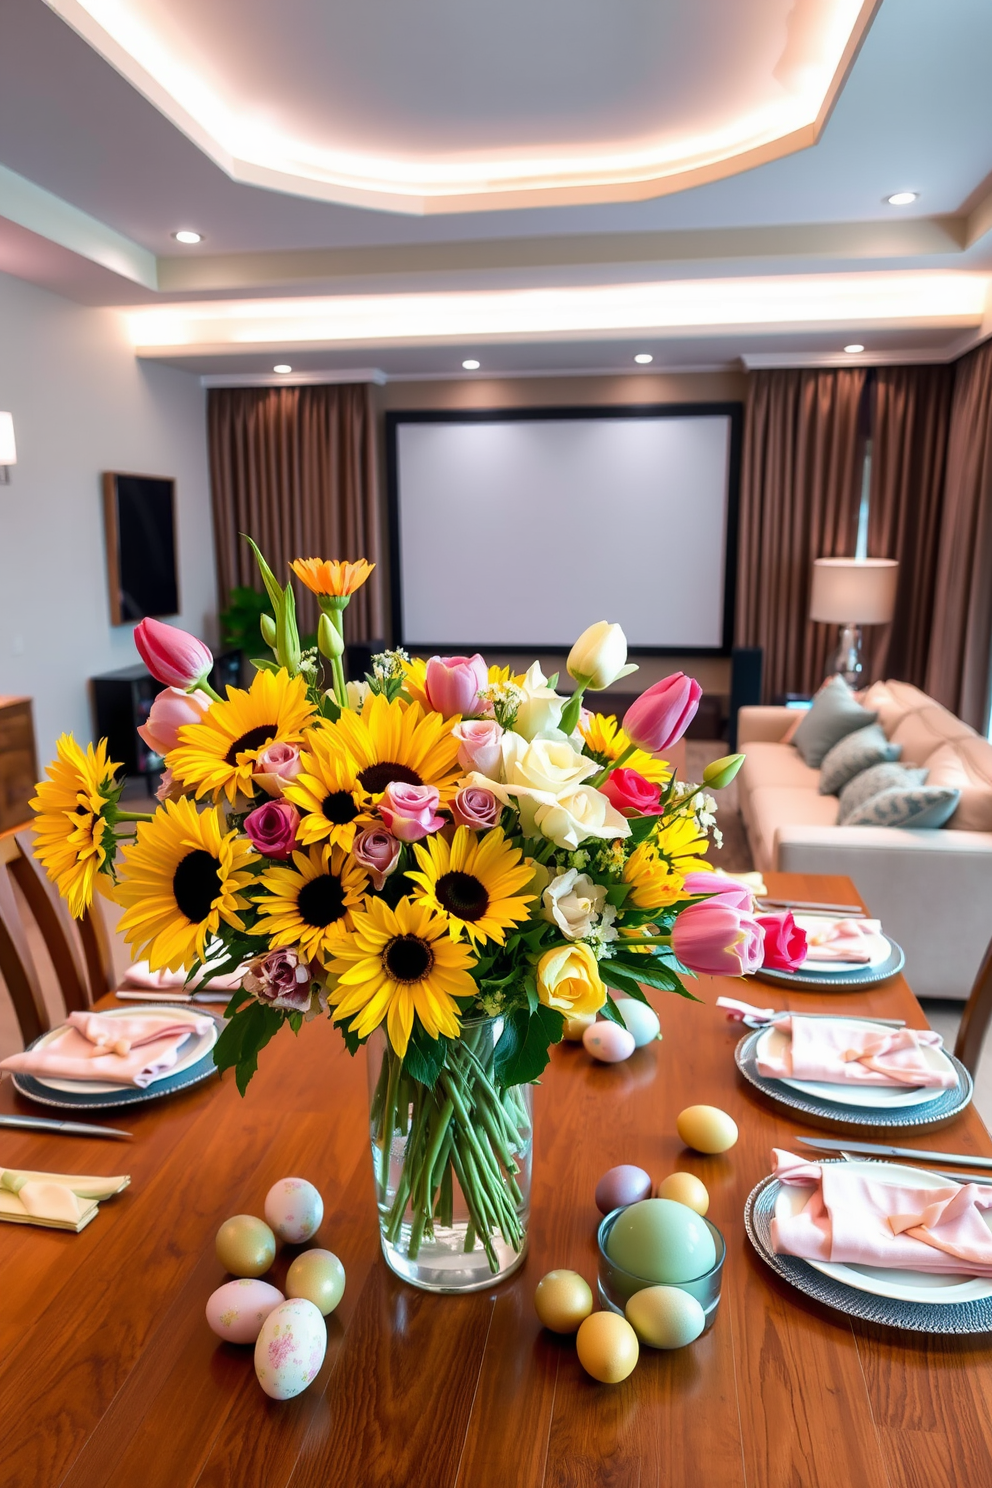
[244, 948, 313, 1013]
[379, 782, 445, 842]
[134, 617, 213, 690]
[425, 654, 489, 718]
[451, 786, 501, 831]
[671, 899, 764, 977]
[599, 767, 663, 818]
[681, 870, 754, 912]
[154, 767, 183, 804]
[451, 719, 504, 777]
[253, 741, 303, 798]
[351, 827, 402, 890]
[244, 799, 301, 860]
[137, 687, 212, 757]
[756, 911, 808, 973]
[623, 673, 702, 756]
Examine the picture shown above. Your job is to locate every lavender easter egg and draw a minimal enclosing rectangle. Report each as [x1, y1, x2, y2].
[264, 1177, 323, 1244]
[206, 1278, 285, 1345]
[595, 1165, 653, 1215]
[254, 1298, 326, 1400]
[583, 1021, 635, 1064]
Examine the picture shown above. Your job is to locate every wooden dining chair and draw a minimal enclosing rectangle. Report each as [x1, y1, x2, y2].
[953, 934, 992, 1077]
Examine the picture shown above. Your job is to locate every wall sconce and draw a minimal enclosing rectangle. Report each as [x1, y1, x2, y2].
[0, 413, 16, 485]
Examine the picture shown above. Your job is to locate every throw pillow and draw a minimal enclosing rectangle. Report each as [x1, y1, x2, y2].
[838, 762, 927, 823]
[818, 724, 902, 796]
[844, 785, 961, 830]
[792, 675, 877, 768]
[923, 741, 992, 832]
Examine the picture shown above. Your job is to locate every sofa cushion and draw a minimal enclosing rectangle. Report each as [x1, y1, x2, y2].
[838, 762, 927, 823]
[843, 783, 961, 830]
[818, 724, 902, 796]
[739, 742, 822, 795]
[924, 740, 992, 832]
[791, 676, 877, 768]
[890, 704, 976, 765]
[860, 680, 933, 737]
[747, 786, 839, 871]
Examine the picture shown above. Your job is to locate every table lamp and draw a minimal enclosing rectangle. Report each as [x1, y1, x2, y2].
[809, 557, 898, 688]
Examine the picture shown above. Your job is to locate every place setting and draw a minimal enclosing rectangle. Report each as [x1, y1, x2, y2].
[752, 901, 905, 991]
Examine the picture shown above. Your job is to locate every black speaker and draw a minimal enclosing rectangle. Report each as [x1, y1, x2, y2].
[728, 646, 763, 751]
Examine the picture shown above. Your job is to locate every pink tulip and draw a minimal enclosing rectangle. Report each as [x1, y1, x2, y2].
[135, 617, 213, 689]
[379, 782, 445, 842]
[451, 719, 503, 777]
[451, 786, 501, 831]
[671, 899, 764, 977]
[623, 673, 702, 756]
[425, 654, 488, 718]
[253, 741, 303, 798]
[681, 871, 754, 912]
[137, 687, 212, 756]
[244, 800, 301, 860]
[351, 827, 402, 890]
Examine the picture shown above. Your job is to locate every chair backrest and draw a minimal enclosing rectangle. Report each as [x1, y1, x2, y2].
[954, 935, 992, 1077]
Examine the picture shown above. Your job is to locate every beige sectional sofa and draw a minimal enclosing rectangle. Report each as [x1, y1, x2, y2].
[738, 681, 992, 1001]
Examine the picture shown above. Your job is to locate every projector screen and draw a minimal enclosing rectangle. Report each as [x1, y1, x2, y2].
[388, 406, 739, 653]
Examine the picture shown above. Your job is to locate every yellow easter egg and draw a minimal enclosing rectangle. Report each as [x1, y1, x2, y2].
[286, 1249, 346, 1316]
[576, 1311, 639, 1384]
[534, 1270, 593, 1334]
[215, 1214, 277, 1278]
[657, 1171, 710, 1216]
[626, 1286, 706, 1349]
[676, 1105, 738, 1155]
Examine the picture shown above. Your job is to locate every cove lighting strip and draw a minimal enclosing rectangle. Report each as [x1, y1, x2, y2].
[130, 274, 989, 354]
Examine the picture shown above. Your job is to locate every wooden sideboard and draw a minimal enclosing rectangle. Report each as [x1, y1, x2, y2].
[0, 697, 37, 832]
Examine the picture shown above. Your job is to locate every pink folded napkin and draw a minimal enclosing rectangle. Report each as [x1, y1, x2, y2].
[801, 918, 879, 964]
[771, 1149, 992, 1276]
[120, 961, 244, 992]
[756, 1014, 955, 1089]
[0, 1011, 213, 1088]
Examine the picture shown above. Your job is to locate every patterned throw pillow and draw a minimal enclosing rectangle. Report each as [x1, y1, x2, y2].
[818, 724, 902, 796]
[838, 763, 927, 823]
[844, 785, 962, 829]
[792, 676, 877, 768]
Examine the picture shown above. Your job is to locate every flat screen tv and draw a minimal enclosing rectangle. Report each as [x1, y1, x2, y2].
[103, 472, 179, 626]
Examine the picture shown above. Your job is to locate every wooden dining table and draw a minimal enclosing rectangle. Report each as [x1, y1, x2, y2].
[2, 871, 991, 1488]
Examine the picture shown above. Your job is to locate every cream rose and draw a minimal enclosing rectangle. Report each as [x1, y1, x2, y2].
[533, 785, 631, 851]
[514, 662, 565, 741]
[542, 869, 608, 939]
[467, 733, 597, 835]
[536, 942, 606, 1018]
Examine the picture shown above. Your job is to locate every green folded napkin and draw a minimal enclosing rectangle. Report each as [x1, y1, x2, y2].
[0, 1167, 130, 1232]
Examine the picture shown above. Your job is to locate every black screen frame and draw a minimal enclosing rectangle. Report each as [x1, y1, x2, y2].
[102, 471, 180, 627]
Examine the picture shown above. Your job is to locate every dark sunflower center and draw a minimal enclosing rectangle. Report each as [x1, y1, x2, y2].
[297, 873, 346, 929]
[322, 790, 359, 825]
[383, 934, 434, 984]
[225, 724, 278, 765]
[172, 850, 222, 922]
[357, 761, 422, 795]
[435, 870, 489, 922]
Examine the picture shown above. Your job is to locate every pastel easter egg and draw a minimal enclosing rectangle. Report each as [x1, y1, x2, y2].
[583, 1021, 635, 1064]
[606, 1198, 716, 1284]
[286, 1249, 346, 1316]
[534, 1270, 593, 1334]
[595, 1165, 653, 1216]
[215, 1215, 277, 1278]
[264, 1177, 324, 1244]
[575, 1312, 639, 1384]
[254, 1298, 327, 1401]
[656, 1172, 710, 1217]
[615, 998, 661, 1048]
[626, 1285, 706, 1350]
[676, 1105, 739, 1155]
[206, 1278, 285, 1345]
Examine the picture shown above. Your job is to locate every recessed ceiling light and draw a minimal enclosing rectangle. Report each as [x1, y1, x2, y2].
[273, 364, 292, 374]
[634, 353, 654, 365]
[173, 229, 203, 244]
[844, 344, 865, 354]
[886, 192, 918, 207]
[462, 358, 481, 370]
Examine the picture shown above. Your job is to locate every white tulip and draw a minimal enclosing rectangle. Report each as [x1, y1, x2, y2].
[567, 622, 639, 691]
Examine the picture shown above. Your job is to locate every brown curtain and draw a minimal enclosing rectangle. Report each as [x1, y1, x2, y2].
[866, 365, 953, 685]
[736, 368, 866, 700]
[925, 339, 992, 731]
[208, 384, 385, 643]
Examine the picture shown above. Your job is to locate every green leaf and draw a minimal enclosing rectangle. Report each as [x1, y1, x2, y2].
[606, 882, 631, 908]
[599, 962, 646, 998]
[212, 1001, 283, 1095]
[244, 535, 284, 615]
[336, 1017, 363, 1056]
[524, 971, 539, 1013]
[403, 1025, 448, 1088]
[249, 657, 281, 675]
[494, 1004, 564, 1087]
[599, 993, 626, 1026]
[628, 813, 659, 844]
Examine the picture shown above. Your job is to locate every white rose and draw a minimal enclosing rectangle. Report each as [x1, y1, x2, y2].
[468, 733, 597, 834]
[567, 621, 639, 691]
[542, 869, 608, 939]
[514, 662, 565, 740]
[534, 785, 631, 851]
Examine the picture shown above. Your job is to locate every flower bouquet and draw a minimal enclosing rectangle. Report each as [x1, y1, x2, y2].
[31, 541, 763, 1291]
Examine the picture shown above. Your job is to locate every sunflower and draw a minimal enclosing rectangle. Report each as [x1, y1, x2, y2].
[653, 815, 712, 877]
[114, 798, 257, 971]
[252, 843, 367, 964]
[327, 896, 476, 1057]
[622, 842, 685, 910]
[406, 827, 536, 946]
[290, 557, 374, 599]
[328, 692, 462, 805]
[580, 712, 671, 787]
[283, 731, 366, 850]
[168, 668, 314, 803]
[31, 735, 121, 917]
[399, 655, 430, 709]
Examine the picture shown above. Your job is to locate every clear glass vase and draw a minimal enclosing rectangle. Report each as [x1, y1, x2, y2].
[367, 1016, 532, 1293]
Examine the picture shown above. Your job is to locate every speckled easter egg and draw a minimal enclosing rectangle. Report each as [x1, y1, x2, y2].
[286, 1249, 346, 1316]
[606, 1198, 716, 1284]
[215, 1215, 277, 1278]
[254, 1298, 327, 1400]
[575, 1312, 639, 1383]
[676, 1105, 739, 1155]
[656, 1172, 710, 1217]
[595, 1165, 653, 1216]
[264, 1177, 324, 1244]
[534, 1270, 593, 1334]
[615, 998, 661, 1048]
[626, 1286, 706, 1349]
[583, 1021, 635, 1064]
[205, 1279, 285, 1344]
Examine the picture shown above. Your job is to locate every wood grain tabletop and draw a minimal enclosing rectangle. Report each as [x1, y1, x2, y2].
[2, 872, 991, 1488]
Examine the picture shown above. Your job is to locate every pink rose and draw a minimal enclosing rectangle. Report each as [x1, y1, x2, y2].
[451, 719, 504, 777]
[134, 617, 213, 689]
[600, 767, 663, 818]
[253, 741, 303, 798]
[681, 871, 754, 912]
[425, 654, 489, 718]
[244, 799, 300, 859]
[379, 782, 445, 842]
[623, 673, 702, 756]
[137, 687, 212, 757]
[244, 948, 312, 1012]
[451, 786, 501, 831]
[670, 899, 764, 977]
[756, 911, 808, 973]
[351, 827, 402, 890]
[154, 767, 184, 804]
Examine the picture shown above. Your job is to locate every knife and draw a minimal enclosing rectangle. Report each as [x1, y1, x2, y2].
[0, 1115, 133, 1141]
[797, 1135, 992, 1171]
[759, 899, 865, 916]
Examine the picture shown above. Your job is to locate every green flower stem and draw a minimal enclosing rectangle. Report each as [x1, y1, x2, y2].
[327, 609, 349, 709]
[195, 676, 224, 704]
[379, 1052, 403, 1191]
[589, 740, 638, 789]
[113, 811, 155, 824]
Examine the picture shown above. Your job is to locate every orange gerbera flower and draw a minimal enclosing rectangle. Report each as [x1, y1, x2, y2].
[290, 558, 374, 599]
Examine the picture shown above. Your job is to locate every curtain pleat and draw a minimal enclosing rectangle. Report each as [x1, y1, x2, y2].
[207, 384, 385, 643]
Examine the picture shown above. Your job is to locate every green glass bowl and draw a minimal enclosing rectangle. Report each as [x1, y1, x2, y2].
[597, 1207, 726, 1330]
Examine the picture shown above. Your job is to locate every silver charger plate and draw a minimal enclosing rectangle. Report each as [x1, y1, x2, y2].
[752, 937, 905, 990]
[745, 1169, 992, 1333]
[734, 1027, 973, 1129]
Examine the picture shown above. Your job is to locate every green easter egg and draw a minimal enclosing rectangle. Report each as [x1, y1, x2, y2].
[606, 1198, 716, 1284]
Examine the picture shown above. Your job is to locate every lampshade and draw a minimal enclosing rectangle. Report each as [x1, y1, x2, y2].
[0, 413, 15, 466]
[809, 558, 899, 625]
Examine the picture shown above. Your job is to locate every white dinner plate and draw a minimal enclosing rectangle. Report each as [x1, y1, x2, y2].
[774, 1160, 992, 1305]
[755, 1020, 957, 1110]
[794, 915, 891, 975]
[29, 1006, 218, 1095]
